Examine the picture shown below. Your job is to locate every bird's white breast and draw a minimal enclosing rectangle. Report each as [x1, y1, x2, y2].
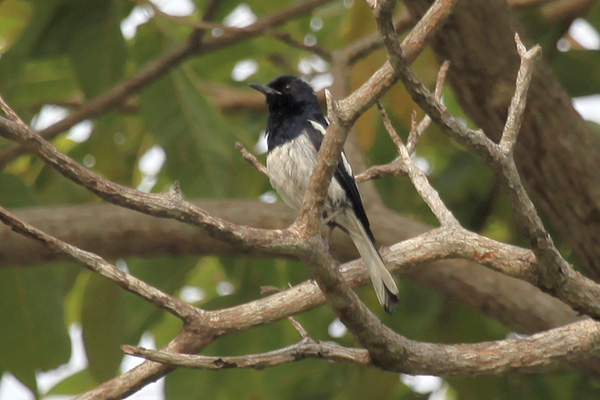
[266, 132, 346, 210]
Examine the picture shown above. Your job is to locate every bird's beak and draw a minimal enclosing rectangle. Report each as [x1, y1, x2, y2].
[249, 83, 281, 96]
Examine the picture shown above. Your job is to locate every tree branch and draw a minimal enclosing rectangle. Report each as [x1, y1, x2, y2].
[499, 34, 541, 153]
[122, 338, 371, 370]
[376, 103, 459, 226]
[235, 142, 268, 177]
[336, 0, 459, 124]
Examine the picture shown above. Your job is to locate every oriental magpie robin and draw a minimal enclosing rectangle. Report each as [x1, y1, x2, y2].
[250, 76, 399, 313]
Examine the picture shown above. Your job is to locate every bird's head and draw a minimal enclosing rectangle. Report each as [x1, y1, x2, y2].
[249, 76, 318, 114]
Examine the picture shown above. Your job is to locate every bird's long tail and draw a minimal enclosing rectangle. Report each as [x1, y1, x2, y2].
[346, 214, 399, 313]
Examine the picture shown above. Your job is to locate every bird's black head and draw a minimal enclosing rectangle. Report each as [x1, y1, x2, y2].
[249, 76, 319, 115]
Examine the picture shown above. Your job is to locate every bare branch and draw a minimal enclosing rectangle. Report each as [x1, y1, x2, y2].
[78, 329, 211, 400]
[377, 103, 459, 226]
[288, 316, 311, 339]
[294, 89, 347, 237]
[235, 142, 268, 176]
[1, 200, 584, 337]
[499, 34, 542, 153]
[0, 96, 23, 123]
[122, 339, 371, 370]
[355, 160, 405, 182]
[265, 30, 333, 59]
[336, 0, 459, 124]
[377, 102, 405, 149]
[144, 0, 333, 59]
[355, 59, 449, 183]
[407, 59, 450, 154]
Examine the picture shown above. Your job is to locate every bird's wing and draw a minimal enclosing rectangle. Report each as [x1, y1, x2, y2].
[306, 118, 375, 243]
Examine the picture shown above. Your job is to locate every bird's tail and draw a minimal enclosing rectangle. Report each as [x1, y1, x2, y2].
[347, 214, 399, 313]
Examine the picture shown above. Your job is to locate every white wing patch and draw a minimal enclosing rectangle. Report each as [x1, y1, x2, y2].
[340, 151, 354, 177]
[308, 120, 327, 136]
[308, 119, 354, 177]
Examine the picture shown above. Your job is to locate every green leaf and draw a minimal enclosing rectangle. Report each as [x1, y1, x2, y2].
[8, 56, 80, 113]
[0, 0, 35, 54]
[81, 273, 126, 382]
[0, 173, 39, 207]
[0, 0, 69, 96]
[67, 0, 127, 98]
[0, 265, 71, 393]
[46, 368, 98, 395]
[552, 50, 600, 97]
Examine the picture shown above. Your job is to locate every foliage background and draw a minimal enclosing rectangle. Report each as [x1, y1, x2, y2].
[0, 0, 599, 398]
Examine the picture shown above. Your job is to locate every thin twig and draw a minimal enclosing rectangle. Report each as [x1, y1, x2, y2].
[355, 159, 405, 182]
[499, 34, 542, 153]
[235, 142, 268, 176]
[355, 60, 450, 182]
[377, 101, 405, 149]
[265, 30, 332, 59]
[377, 103, 459, 226]
[122, 339, 371, 370]
[0, 96, 23, 122]
[407, 60, 450, 154]
[288, 316, 311, 339]
[144, 0, 333, 58]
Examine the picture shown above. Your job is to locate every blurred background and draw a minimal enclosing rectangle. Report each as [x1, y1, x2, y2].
[1, 0, 600, 399]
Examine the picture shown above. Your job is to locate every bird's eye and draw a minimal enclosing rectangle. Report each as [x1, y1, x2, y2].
[283, 84, 292, 93]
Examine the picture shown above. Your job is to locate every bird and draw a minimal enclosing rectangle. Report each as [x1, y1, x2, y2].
[249, 75, 399, 313]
